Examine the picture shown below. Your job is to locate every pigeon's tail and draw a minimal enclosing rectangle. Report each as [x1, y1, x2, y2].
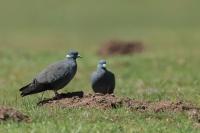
[19, 83, 45, 97]
[20, 83, 31, 91]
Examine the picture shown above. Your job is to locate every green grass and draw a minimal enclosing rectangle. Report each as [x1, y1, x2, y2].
[0, 0, 200, 132]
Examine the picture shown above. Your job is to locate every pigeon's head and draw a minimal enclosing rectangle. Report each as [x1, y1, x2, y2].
[66, 50, 82, 59]
[98, 59, 107, 69]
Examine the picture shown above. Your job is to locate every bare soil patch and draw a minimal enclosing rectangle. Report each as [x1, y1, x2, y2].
[38, 92, 200, 123]
[98, 40, 144, 56]
[0, 106, 30, 122]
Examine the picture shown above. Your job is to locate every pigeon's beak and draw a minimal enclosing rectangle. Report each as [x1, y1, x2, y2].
[77, 55, 82, 58]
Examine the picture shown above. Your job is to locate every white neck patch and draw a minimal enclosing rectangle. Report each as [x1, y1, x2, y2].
[66, 54, 72, 58]
[102, 64, 107, 68]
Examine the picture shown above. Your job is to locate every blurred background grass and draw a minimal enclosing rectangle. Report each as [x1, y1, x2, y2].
[0, 0, 200, 101]
[0, 0, 200, 50]
[0, 0, 200, 132]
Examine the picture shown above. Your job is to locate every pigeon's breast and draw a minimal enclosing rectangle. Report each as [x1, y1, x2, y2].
[91, 70, 106, 87]
[91, 68, 115, 94]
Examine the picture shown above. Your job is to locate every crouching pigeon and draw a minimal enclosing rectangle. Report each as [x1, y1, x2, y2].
[20, 50, 81, 97]
[91, 60, 115, 94]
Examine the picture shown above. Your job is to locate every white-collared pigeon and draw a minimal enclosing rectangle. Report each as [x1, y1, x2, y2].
[20, 50, 81, 97]
[91, 60, 115, 94]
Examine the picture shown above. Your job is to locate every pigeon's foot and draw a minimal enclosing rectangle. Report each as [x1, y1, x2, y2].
[94, 93, 105, 96]
[94, 92, 115, 96]
[37, 91, 84, 106]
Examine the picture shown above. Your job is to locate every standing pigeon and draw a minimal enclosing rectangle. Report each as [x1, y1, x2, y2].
[91, 60, 115, 94]
[20, 50, 81, 97]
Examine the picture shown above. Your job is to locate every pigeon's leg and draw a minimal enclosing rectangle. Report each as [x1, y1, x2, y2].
[40, 92, 45, 100]
[54, 90, 59, 97]
[37, 92, 45, 102]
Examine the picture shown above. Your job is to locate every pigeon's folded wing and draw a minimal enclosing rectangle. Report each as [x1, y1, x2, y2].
[110, 72, 115, 89]
[35, 61, 70, 84]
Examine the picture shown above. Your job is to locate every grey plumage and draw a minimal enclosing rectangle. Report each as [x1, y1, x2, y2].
[20, 51, 81, 97]
[91, 60, 115, 94]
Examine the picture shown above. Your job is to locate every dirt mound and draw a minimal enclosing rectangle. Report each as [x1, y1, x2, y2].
[38, 93, 122, 109]
[38, 92, 200, 123]
[98, 40, 144, 56]
[0, 106, 30, 122]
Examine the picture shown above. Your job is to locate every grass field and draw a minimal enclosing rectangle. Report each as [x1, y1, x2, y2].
[0, 0, 200, 132]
